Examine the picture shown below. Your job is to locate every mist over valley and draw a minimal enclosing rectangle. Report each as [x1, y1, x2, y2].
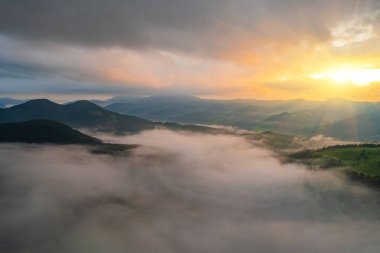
[1, 130, 380, 253]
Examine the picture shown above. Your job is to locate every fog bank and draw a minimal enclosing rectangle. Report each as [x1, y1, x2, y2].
[0, 130, 380, 253]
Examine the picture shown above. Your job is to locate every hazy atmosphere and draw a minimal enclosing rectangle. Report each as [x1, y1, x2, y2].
[1, 130, 380, 253]
[1, 1, 380, 252]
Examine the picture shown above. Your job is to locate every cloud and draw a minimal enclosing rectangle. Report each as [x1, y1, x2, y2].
[332, 19, 376, 47]
[0, 0, 340, 53]
[0, 35, 251, 97]
[1, 130, 380, 252]
[0, 0, 379, 98]
[0, 0, 376, 57]
[292, 134, 356, 150]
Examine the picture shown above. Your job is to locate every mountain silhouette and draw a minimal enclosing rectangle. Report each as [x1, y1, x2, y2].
[0, 119, 101, 144]
[0, 99, 156, 133]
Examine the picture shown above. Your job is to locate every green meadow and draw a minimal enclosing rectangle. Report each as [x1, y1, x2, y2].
[290, 145, 380, 178]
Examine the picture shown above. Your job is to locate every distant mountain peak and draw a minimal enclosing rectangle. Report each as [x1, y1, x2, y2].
[144, 95, 201, 103]
[16, 98, 55, 105]
[264, 111, 291, 122]
[0, 98, 158, 133]
[0, 97, 27, 108]
[10, 99, 59, 110]
[66, 100, 101, 108]
[325, 98, 349, 104]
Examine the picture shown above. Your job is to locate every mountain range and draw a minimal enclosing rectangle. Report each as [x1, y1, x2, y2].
[0, 99, 157, 133]
[2, 96, 380, 140]
[0, 99, 215, 134]
[310, 111, 380, 140]
[102, 95, 380, 140]
[104, 95, 321, 128]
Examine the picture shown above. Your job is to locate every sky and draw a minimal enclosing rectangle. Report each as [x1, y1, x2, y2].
[0, 0, 380, 101]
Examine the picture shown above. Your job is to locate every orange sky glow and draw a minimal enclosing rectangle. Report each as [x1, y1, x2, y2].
[1, 0, 380, 101]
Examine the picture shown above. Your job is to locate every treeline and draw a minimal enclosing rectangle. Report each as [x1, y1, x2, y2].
[290, 143, 380, 160]
[288, 149, 321, 159]
[319, 143, 380, 151]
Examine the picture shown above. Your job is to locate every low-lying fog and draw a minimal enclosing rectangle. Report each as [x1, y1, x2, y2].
[1, 130, 380, 253]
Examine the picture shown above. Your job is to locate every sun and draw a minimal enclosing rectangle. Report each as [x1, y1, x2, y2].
[311, 68, 380, 86]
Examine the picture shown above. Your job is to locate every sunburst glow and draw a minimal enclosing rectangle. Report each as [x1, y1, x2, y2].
[311, 68, 380, 86]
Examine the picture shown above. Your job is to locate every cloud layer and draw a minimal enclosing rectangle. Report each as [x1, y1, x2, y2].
[1, 130, 380, 252]
[0, 0, 348, 51]
[0, 0, 380, 99]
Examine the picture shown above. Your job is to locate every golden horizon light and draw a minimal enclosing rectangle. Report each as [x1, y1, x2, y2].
[310, 68, 380, 86]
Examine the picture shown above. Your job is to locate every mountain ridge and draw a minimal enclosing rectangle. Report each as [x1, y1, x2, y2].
[0, 99, 156, 133]
[0, 99, 217, 134]
[0, 119, 101, 144]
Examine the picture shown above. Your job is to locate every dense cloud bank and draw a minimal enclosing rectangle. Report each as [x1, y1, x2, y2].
[0, 130, 380, 253]
[0, 0, 375, 53]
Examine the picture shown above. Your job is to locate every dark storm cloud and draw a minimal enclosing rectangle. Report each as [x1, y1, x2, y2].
[0, 0, 372, 54]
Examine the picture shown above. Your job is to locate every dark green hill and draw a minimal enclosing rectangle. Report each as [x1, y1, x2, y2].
[257, 111, 319, 133]
[0, 120, 101, 144]
[0, 99, 156, 133]
[310, 111, 380, 140]
[255, 100, 379, 135]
